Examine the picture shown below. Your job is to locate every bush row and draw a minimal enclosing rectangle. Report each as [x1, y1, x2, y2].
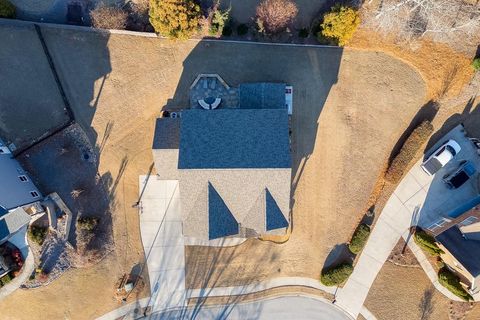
[320, 263, 353, 286]
[438, 268, 473, 301]
[385, 120, 433, 184]
[414, 230, 444, 256]
[348, 224, 370, 254]
[0, 273, 12, 287]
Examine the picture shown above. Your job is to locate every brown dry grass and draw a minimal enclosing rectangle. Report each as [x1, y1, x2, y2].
[349, 28, 475, 100]
[185, 48, 426, 289]
[365, 263, 450, 320]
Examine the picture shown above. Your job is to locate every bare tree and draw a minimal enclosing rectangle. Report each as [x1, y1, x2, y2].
[256, 0, 298, 34]
[90, 4, 128, 30]
[366, 0, 480, 44]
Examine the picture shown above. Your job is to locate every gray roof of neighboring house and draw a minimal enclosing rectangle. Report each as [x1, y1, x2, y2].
[178, 109, 291, 169]
[436, 226, 480, 277]
[0, 207, 31, 243]
[239, 83, 286, 110]
[0, 140, 42, 210]
[152, 118, 181, 150]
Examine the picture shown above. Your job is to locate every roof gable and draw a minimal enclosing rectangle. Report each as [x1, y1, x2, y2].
[266, 188, 289, 230]
[178, 109, 291, 169]
[208, 182, 239, 239]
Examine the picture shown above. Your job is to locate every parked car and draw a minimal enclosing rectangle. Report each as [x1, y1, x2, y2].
[421, 139, 461, 175]
[443, 160, 476, 189]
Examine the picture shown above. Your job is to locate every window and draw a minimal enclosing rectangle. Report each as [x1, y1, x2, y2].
[30, 191, 39, 198]
[18, 175, 28, 182]
[458, 216, 478, 227]
[427, 218, 451, 232]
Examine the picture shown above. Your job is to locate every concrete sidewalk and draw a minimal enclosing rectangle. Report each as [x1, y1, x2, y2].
[335, 159, 433, 318]
[138, 176, 186, 312]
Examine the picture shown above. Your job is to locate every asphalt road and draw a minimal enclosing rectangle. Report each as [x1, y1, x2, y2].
[147, 295, 352, 320]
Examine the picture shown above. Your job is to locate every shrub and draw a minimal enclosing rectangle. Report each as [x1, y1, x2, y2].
[472, 58, 480, 71]
[78, 216, 99, 232]
[385, 120, 434, 184]
[320, 263, 354, 286]
[319, 5, 360, 46]
[0, 273, 12, 286]
[208, 2, 230, 36]
[348, 224, 371, 254]
[222, 25, 232, 36]
[90, 5, 128, 30]
[237, 23, 248, 36]
[414, 230, 444, 256]
[255, 0, 297, 34]
[149, 0, 200, 39]
[28, 226, 48, 245]
[438, 268, 473, 301]
[0, 0, 15, 18]
[298, 28, 309, 38]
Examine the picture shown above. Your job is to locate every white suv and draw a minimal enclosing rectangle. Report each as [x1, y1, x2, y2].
[421, 139, 461, 175]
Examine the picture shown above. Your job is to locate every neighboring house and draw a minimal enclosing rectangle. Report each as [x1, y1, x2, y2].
[434, 205, 480, 293]
[152, 82, 292, 240]
[0, 139, 42, 246]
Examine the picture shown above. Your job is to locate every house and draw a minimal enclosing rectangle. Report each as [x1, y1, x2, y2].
[152, 101, 291, 240]
[434, 205, 480, 293]
[0, 139, 42, 246]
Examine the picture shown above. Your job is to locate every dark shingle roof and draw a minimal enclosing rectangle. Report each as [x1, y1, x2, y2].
[436, 226, 480, 276]
[266, 188, 289, 230]
[239, 83, 286, 110]
[208, 182, 239, 239]
[152, 118, 181, 150]
[178, 109, 291, 169]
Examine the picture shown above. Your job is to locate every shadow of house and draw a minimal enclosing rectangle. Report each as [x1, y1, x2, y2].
[164, 40, 343, 210]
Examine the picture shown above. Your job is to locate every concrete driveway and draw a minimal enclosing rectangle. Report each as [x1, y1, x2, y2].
[148, 295, 352, 320]
[336, 124, 480, 317]
[139, 176, 186, 312]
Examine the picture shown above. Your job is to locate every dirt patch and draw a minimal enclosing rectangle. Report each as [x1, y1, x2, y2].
[450, 301, 474, 320]
[365, 263, 450, 320]
[388, 239, 420, 268]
